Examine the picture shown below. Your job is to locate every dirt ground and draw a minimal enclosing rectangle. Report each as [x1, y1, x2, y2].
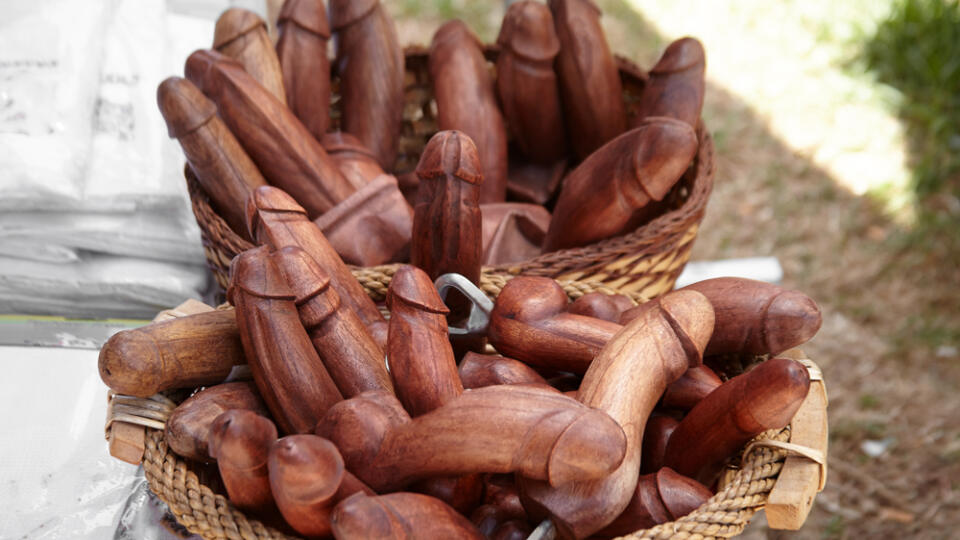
[388, 1, 960, 538]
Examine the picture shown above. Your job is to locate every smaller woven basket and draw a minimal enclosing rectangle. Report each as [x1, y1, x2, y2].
[112, 272, 827, 540]
[187, 46, 715, 300]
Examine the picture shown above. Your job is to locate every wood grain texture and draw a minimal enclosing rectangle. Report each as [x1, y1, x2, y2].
[276, 0, 331, 141]
[480, 202, 551, 266]
[99, 309, 244, 397]
[596, 467, 712, 537]
[542, 117, 698, 252]
[411, 474, 485, 516]
[214, 8, 287, 105]
[664, 357, 811, 485]
[208, 409, 279, 514]
[486, 277, 621, 374]
[247, 185, 388, 348]
[519, 289, 714, 539]
[458, 352, 549, 389]
[496, 1, 567, 165]
[329, 0, 404, 170]
[549, 0, 625, 159]
[505, 159, 567, 206]
[331, 492, 485, 540]
[186, 49, 353, 218]
[166, 382, 269, 462]
[157, 77, 265, 241]
[565, 292, 634, 323]
[429, 22, 508, 203]
[270, 246, 393, 398]
[316, 386, 627, 493]
[228, 245, 343, 434]
[322, 131, 385, 190]
[634, 37, 706, 131]
[639, 414, 678, 475]
[661, 364, 722, 410]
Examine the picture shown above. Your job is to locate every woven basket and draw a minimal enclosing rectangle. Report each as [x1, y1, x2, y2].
[187, 46, 715, 299]
[113, 270, 827, 540]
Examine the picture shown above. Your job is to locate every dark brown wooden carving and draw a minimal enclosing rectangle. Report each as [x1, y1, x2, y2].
[157, 77, 265, 241]
[458, 352, 549, 389]
[506, 159, 568, 206]
[208, 409, 278, 514]
[214, 8, 287, 105]
[412, 474, 485, 516]
[99, 309, 244, 397]
[662, 365, 722, 410]
[185, 49, 353, 218]
[331, 492, 485, 539]
[166, 382, 268, 462]
[549, 0, 626, 159]
[480, 202, 551, 266]
[228, 245, 343, 434]
[493, 520, 533, 540]
[519, 290, 714, 539]
[247, 185, 388, 348]
[429, 21, 508, 203]
[634, 37, 706, 130]
[276, 0, 332, 141]
[664, 357, 811, 485]
[269, 246, 393, 398]
[639, 414, 678, 474]
[329, 0, 404, 170]
[542, 117, 698, 252]
[566, 292, 635, 323]
[596, 468, 713, 537]
[321, 131, 385, 190]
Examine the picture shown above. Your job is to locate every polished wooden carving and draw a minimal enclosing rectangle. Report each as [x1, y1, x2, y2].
[542, 117, 698, 252]
[99, 309, 244, 397]
[519, 290, 714, 539]
[496, 1, 567, 165]
[270, 246, 393, 398]
[276, 0, 331, 141]
[506, 159, 567, 206]
[228, 245, 343, 434]
[566, 292, 635, 323]
[316, 386, 627, 492]
[457, 352, 548, 389]
[486, 277, 621, 374]
[321, 131, 385, 190]
[329, 0, 404, 170]
[664, 357, 811, 485]
[492, 520, 532, 540]
[208, 409, 278, 514]
[166, 382, 268, 462]
[549, 0, 625, 159]
[214, 8, 287, 105]
[429, 22, 508, 203]
[268, 434, 373, 538]
[480, 202, 551, 266]
[662, 365, 722, 410]
[157, 77, 266, 241]
[185, 49, 353, 218]
[596, 468, 713, 537]
[634, 37, 706, 130]
[331, 492, 485, 539]
[639, 414, 678, 475]
[412, 474, 485, 516]
[247, 185, 388, 348]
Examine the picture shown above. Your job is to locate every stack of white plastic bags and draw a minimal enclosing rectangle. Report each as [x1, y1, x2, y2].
[0, 0, 271, 319]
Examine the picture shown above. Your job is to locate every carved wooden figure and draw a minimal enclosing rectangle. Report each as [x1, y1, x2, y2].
[411, 474, 485, 516]
[519, 290, 714, 539]
[496, 1, 567, 165]
[321, 131, 386, 190]
[596, 468, 713, 537]
[385, 265, 463, 417]
[480, 202, 551, 266]
[247, 186, 388, 347]
[664, 357, 811, 485]
[165, 382, 268, 462]
[486, 277, 621, 374]
[186, 49, 353, 218]
[492, 520, 532, 540]
[566, 292, 635, 323]
[429, 21, 508, 203]
[157, 77, 266, 241]
[457, 352, 548, 389]
[316, 386, 627, 493]
[634, 37, 706, 130]
[214, 8, 287, 105]
[506, 159, 567, 206]
[99, 309, 244, 397]
[329, 0, 404, 170]
[411, 131, 483, 284]
[331, 492, 485, 540]
[639, 414, 678, 474]
[662, 365, 722, 410]
[270, 246, 393, 398]
[228, 245, 343, 434]
[549, 0, 625, 159]
[542, 117, 698, 252]
[484, 475, 527, 521]
[208, 409, 278, 514]
[268, 434, 374, 538]
[276, 0, 331, 141]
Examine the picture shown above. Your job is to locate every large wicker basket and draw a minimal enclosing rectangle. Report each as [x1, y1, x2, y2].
[109, 272, 827, 540]
[188, 46, 715, 300]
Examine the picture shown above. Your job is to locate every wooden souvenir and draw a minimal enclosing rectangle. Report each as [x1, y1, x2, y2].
[662, 365, 722, 410]
[165, 382, 268, 462]
[185, 49, 353, 218]
[329, 0, 404, 169]
[505, 159, 567, 206]
[429, 22, 508, 203]
[457, 352, 548, 389]
[214, 8, 287, 105]
[331, 492, 485, 540]
[596, 468, 712, 537]
[321, 131, 385, 190]
[269, 246, 393, 397]
[247, 185, 389, 347]
[480, 202, 551, 266]
[228, 246, 343, 434]
[542, 117, 698, 252]
[276, 0, 331, 140]
[565, 292, 635, 323]
[157, 77, 266, 241]
[639, 414, 678, 474]
[412, 474, 485, 516]
[493, 520, 532, 540]
[519, 290, 714, 539]
[549, 0, 625, 159]
[208, 409, 278, 514]
[99, 309, 244, 397]
[484, 475, 527, 521]
[634, 37, 706, 130]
